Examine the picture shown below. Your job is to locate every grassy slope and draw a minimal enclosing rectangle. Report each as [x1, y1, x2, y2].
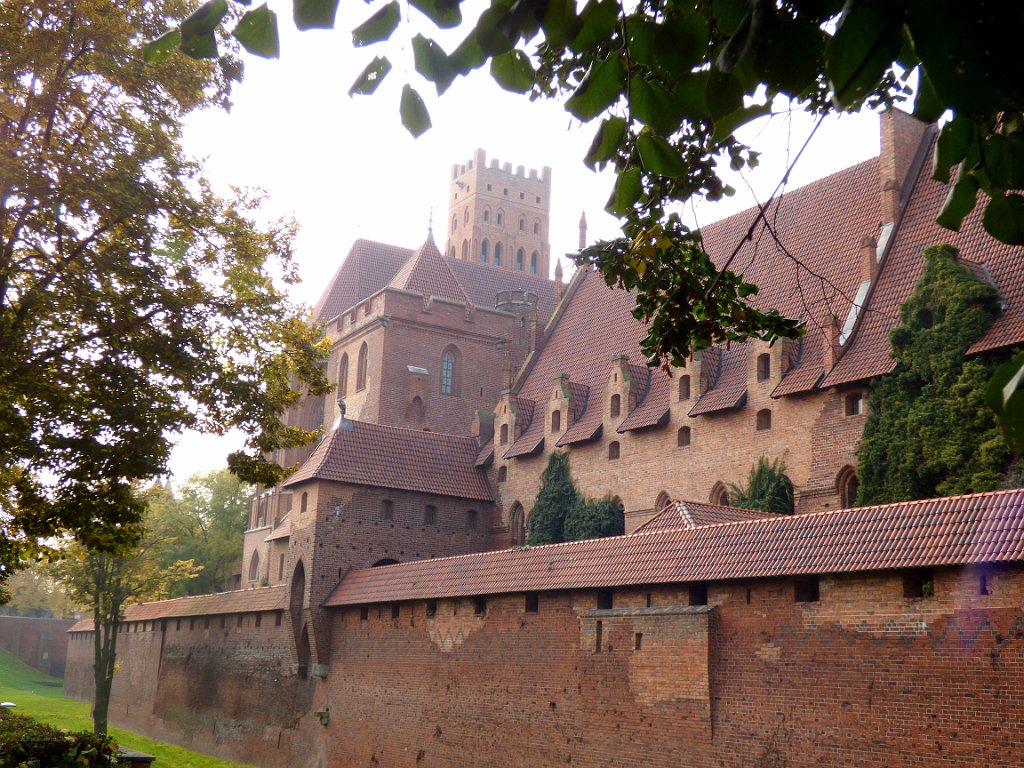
[0, 647, 250, 768]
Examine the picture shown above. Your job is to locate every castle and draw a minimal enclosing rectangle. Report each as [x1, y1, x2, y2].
[65, 114, 1024, 767]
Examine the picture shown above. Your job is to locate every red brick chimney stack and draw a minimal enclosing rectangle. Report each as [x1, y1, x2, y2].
[860, 234, 879, 283]
[879, 109, 930, 224]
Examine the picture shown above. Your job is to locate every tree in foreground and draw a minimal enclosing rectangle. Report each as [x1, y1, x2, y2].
[564, 494, 625, 541]
[727, 457, 795, 515]
[0, 2, 330, 596]
[527, 452, 579, 545]
[858, 244, 1010, 505]
[55, 486, 201, 737]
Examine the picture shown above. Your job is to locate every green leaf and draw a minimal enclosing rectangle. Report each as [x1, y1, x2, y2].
[348, 56, 392, 96]
[584, 116, 628, 170]
[143, 29, 181, 64]
[625, 17, 656, 68]
[912, 67, 944, 123]
[935, 168, 978, 232]
[672, 72, 709, 120]
[412, 35, 456, 95]
[983, 134, 1024, 190]
[751, 18, 824, 97]
[450, 31, 488, 75]
[574, 0, 619, 52]
[233, 5, 280, 59]
[982, 193, 1024, 246]
[654, 13, 709, 74]
[932, 117, 975, 184]
[540, 0, 579, 47]
[400, 84, 432, 138]
[490, 50, 535, 94]
[704, 70, 742, 121]
[352, 1, 400, 47]
[180, 0, 228, 59]
[637, 134, 686, 177]
[564, 55, 625, 122]
[410, 0, 462, 29]
[628, 77, 681, 137]
[294, 0, 340, 31]
[605, 166, 642, 218]
[474, 5, 514, 57]
[711, 103, 772, 144]
[987, 352, 1024, 453]
[712, 0, 749, 37]
[825, 2, 902, 108]
[716, 11, 752, 73]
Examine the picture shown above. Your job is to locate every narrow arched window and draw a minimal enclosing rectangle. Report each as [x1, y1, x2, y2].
[519, 217, 525, 231]
[356, 343, 368, 391]
[497, 465, 507, 482]
[610, 394, 621, 418]
[500, 423, 509, 445]
[300, 492, 308, 513]
[462, 240, 468, 259]
[494, 242, 502, 266]
[248, 551, 260, 582]
[530, 251, 538, 274]
[710, 482, 729, 506]
[677, 426, 691, 446]
[756, 408, 772, 430]
[837, 466, 859, 508]
[608, 441, 620, 460]
[337, 353, 349, 398]
[480, 239, 489, 263]
[655, 491, 672, 512]
[509, 502, 525, 546]
[442, 351, 454, 394]
[452, 214, 457, 231]
[757, 353, 771, 382]
[678, 375, 691, 401]
[483, 209, 490, 223]
[464, 208, 469, 224]
[381, 499, 394, 521]
[533, 221, 540, 234]
[515, 248, 524, 271]
[449, 246, 455, 259]
[497, 211, 504, 227]
[466, 509, 478, 531]
[551, 409, 561, 432]
[424, 505, 438, 525]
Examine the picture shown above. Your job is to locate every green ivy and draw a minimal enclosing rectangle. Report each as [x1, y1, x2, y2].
[564, 494, 626, 541]
[857, 244, 1011, 505]
[526, 453, 625, 544]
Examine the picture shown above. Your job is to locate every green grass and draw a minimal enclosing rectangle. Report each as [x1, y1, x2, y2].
[0, 647, 249, 767]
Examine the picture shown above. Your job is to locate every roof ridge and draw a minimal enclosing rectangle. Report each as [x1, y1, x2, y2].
[677, 501, 696, 528]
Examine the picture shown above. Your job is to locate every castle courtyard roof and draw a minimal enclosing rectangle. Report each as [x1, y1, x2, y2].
[283, 420, 492, 502]
[324, 488, 1024, 606]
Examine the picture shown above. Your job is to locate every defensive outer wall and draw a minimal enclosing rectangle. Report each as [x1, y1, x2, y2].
[64, 491, 1024, 768]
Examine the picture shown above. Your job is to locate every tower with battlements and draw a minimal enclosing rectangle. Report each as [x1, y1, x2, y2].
[445, 149, 552, 277]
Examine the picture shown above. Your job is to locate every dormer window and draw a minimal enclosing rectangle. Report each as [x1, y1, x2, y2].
[757, 353, 771, 382]
[610, 394, 621, 419]
[678, 375, 690, 401]
[551, 410, 561, 432]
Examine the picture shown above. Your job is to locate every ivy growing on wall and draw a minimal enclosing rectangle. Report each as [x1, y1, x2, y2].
[857, 244, 1011, 505]
[527, 452, 625, 545]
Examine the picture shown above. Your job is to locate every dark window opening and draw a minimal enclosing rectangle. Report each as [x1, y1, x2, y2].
[745, 588, 752, 604]
[551, 409, 561, 432]
[794, 576, 820, 603]
[688, 583, 708, 606]
[359, 606, 369, 621]
[678, 375, 691, 401]
[645, 593, 652, 608]
[904, 570, 935, 599]
[424, 505, 438, 525]
[466, 509, 478, 531]
[608, 441, 620, 460]
[610, 394, 621, 418]
[980, 574, 990, 596]
[845, 392, 864, 416]
[500, 423, 509, 445]
[473, 596, 487, 615]
[392, 604, 400, 619]
[426, 600, 437, 617]
[525, 593, 539, 613]
[757, 353, 771, 382]
[381, 499, 394, 521]
[634, 632, 643, 651]
[597, 589, 613, 610]
[497, 465, 507, 482]
[254, 613, 261, 628]
[275, 611, 283, 627]
[756, 408, 772, 431]
[595, 620, 603, 653]
[677, 426, 691, 447]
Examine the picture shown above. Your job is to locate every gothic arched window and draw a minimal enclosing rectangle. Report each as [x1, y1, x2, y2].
[356, 342, 368, 391]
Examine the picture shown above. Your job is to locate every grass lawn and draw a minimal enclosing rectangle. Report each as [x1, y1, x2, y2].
[0, 646, 250, 767]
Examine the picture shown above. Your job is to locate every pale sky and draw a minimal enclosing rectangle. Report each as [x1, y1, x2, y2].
[167, 0, 883, 480]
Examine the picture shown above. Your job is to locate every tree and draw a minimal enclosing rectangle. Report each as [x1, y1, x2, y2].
[0, 560, 82, 619]
[0, 1, 330, 596]
[146, 470, 249, 596]
[564, 494, 625, 541]
[526, 451, 579, 545]
[857, 244, 1010, 505]
[727, 456, 794, 515]
[55, 487, 201, 737]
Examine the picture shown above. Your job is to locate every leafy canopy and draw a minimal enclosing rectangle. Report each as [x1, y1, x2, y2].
[0, 1, 330, 591]
[857, 244, 1011, 505]
[727, 456, 794, 515]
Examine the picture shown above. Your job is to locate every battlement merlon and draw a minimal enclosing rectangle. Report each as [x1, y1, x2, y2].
[451, 148, 553, 187]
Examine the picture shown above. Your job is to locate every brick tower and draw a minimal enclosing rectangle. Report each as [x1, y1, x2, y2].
[445, 149, 552, 277]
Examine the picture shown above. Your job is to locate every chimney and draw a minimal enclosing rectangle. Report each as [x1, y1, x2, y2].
[860, 234, 879, 283]
[578, 211, 588, 250]
[822, 315, 842, 370]
[879, 108, 930, 224]
[471, 410, 495, 445]
[528, 307, 545, 356]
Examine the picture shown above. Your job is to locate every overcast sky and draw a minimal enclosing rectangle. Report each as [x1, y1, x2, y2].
[167, 0, 883, 481]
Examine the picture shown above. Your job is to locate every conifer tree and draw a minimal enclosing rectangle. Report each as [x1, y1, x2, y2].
[727, 457, 795, 515]
[526, 452, 579, 546]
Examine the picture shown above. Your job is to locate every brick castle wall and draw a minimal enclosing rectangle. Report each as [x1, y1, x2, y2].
[0, 615, 74, 677]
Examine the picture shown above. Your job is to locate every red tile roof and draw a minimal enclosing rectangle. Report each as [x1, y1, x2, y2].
[264, 514, 291, 542]
[325, 488, 1024, 606]
[284, 420, 492, 501]
[313, 240, 413, 323]
[388, 237, 470, 304]
[447, 259, 558, 324]
[688, 346, 749, 416]
[635, 501, 777, 532]
[70, 586, 289, 632]
[556, 395, 603, 446]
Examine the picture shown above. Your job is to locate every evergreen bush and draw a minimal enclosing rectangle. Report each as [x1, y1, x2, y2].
[526, 452, 579, 545]
[564, 495, 626, 541]
[0, 711, 116, 767]
[727, 457, 795, 515]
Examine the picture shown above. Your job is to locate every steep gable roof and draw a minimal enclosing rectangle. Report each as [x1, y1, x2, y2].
[447, 258, 558, 324]
[388, 236, 470, 304]
[325, 488, 1024, 606]
[284, 420, 492, 501]
[313, 239, 413, 323]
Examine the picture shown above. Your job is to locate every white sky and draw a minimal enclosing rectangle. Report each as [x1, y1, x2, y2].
[167, 0, 883, 480]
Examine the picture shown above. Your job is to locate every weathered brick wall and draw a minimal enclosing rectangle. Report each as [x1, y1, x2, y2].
[0, 615, 74, 677]
[73, 563, 1024, 768]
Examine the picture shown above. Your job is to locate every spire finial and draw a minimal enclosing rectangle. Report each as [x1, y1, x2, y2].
[426, 207, 435, 244]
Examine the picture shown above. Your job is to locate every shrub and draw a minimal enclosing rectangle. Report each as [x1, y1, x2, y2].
[0, 711, 116, 767]
[727, 457, 795, 515]
[564, 496, 625, 541]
